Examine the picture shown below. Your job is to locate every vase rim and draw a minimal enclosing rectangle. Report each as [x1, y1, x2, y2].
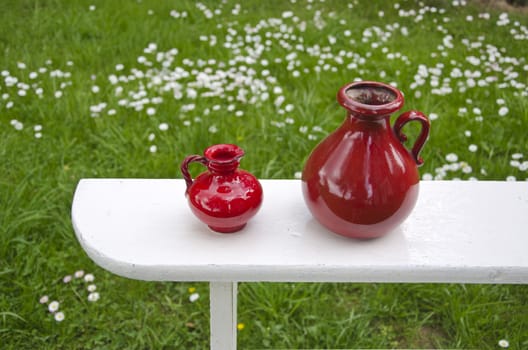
[337, 81, 404, 117]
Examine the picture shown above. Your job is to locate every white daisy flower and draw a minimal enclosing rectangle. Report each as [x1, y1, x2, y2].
[54, 312, 65, 322]
[88, 292, 100, 302]
[498, 106, 509, 116]
[498, 339, 509, 348]
[189, 293, 199, 302]
[84, 273, 95, 283]
[48, 301, 60, 313]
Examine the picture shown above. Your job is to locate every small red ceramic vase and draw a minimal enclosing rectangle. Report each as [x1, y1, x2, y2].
[181, 144, 263, 233]
[302, 81, 430, 239]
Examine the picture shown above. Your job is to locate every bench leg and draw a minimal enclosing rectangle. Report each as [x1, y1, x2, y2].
[210, 282, 238, 350]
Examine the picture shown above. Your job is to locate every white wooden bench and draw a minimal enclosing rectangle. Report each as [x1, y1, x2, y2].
[71, 179, 528, 349]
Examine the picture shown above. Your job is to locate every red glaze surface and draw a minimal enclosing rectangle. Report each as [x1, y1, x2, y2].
[302, 81, 430, 239]
[181, 144, 263, 233]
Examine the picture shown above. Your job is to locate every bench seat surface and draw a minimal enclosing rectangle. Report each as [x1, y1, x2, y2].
[72, 179, 528, 284]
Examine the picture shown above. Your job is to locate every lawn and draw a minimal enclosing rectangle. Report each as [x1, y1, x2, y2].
[1, 0, 527, 348]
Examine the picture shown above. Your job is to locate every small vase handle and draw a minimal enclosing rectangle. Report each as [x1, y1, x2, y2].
[181, 155, 208, 191]
[393, 110, 430, 166]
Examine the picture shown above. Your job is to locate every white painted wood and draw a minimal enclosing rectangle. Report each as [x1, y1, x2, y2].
[209, 282, 237, 350]
[72, 179, 528, 284]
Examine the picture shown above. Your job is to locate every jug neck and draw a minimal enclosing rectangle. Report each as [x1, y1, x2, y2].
[345, 112, 392, 130]
[207, 160, 240, 174]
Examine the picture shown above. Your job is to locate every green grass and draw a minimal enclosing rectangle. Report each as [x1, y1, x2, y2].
[1, 0, 527, 348]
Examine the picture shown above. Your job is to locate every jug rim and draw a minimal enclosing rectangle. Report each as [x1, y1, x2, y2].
[204, 143, 245, 163]
[337, 81, 404, 117]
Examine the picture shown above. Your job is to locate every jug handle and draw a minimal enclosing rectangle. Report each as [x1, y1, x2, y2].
[181, 155, 208, 191]
[393, 110, 430, 166]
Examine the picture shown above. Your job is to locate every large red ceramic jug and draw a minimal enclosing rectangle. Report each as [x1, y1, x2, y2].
[181, 144, 263, 233]
[302, 81, 430, 239]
